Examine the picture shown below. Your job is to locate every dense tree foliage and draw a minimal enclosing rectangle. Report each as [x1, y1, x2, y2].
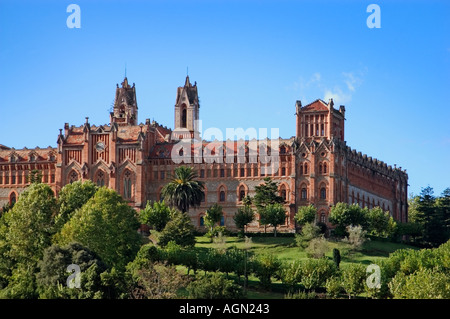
[253, 177, 284, 210]
[205, 203, 223, 234]
[55, 180, 98, 231]
[36, 242, 108, 299]
[158, 210, 196, 248]
[0, 183, 58, 298]
[408, 186, 450, 247]
[139, 200, 174, 232]
[55, 187, 142, 270]
[233, 204, 255, 237]
[295, 204, 317, 226]
[329, 203, 368, 237]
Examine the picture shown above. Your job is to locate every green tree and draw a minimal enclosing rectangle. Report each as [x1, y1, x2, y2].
[410, 186, 447, 247]
[233, 205, 255, 237]
[26, 169, 43, 184]
[366, 206, 397, 238]
[205, 203, 223, 234]
[436, 187, 450, 242]
[259, 203, 286, 237]
[161, 166, 205, 213]
[295, 204, 317, 226]
[55, 188, 142, 270]
[139, 200, 173, 232]
[158, 210, 196, 248]
[295, 222, 320, 248]
[5, 183, 57, 265]
[252, 177, 284, 232]
[332, 248, 341, 269]
[329, 203, 367, 237]
[36, 242, 108, 299]
[0, 183, 58, 298]
[56, 180, 98, 231]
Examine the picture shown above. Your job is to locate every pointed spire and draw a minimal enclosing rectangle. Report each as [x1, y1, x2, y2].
[185, 75, 190, 87]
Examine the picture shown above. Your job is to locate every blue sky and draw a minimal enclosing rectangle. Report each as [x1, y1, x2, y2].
[0, 0, 449, 197]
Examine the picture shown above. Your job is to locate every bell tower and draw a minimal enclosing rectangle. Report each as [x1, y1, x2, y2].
[173, 76, 200, 139]
[110, 77, 138, 126]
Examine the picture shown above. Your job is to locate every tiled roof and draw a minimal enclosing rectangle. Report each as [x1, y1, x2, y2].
[301, 99, 329, 112]
[0, 146, 57, 163]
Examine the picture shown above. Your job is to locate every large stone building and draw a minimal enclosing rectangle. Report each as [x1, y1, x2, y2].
[0, 76, 408, 232]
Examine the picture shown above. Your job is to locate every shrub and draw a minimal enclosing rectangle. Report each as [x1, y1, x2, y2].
[325, 276, 343, 298]
[341, 264, 366, 298]
[342, 225, 367, 251]
[277, 260, 302, 292]
[187, 272, 245, 299]
[389, 268, 450, 299]
[305, 236, 329, 259]
[300, 258, 337, 291]
[295, 222, 320, 248]
[131, 261, 188, 299]
[253, 253, 281, 290]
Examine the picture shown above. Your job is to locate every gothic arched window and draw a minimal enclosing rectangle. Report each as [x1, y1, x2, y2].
[10, 192, 16, 206]
[69, 170, 79, 184]
[219, 186, 226, 202]
[181, 108, 187, 128]
[301, 187, 307, 199]
[123, 170, 133, 200]
[96, 170, 105, 187]
[280, 185, 287, 201]
[238, 185, 246, 202]
[320, 187, 327, 200]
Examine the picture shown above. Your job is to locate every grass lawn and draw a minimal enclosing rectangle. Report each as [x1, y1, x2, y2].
[195, 234, 417, 266]
[177, 235, 418, 299]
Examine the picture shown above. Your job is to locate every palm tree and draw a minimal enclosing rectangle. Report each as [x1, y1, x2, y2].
[161, 166, 205, 213]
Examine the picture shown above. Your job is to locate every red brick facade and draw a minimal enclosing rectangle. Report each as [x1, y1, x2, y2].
[0, 76, 408, 232]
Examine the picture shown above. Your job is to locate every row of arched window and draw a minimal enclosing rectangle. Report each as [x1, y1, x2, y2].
[67, 168, 135, 200]
[298, 162, 328, 175]
[299, 185, 327, 200]
[198, 210, 290, 228]
[159, 183, 290, 204]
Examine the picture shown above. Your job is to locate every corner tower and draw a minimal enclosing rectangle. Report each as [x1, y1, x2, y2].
[295, 98, 345, 142]
[173, 76, 200, 139]
[110, 77, 138, 126]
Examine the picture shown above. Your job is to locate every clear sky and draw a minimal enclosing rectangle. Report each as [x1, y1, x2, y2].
[0, 0, 449, 197]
